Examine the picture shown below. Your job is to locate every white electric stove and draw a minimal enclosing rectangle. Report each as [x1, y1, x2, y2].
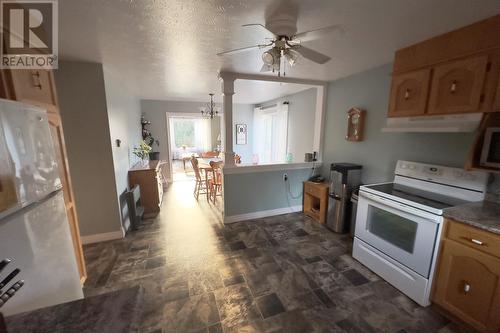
[353, 160, 489, 306]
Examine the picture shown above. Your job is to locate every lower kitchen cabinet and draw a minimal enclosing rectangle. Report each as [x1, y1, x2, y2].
[433, 221, 500, 333]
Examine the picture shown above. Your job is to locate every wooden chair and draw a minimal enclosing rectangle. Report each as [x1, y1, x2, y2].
[191, 157, 207, 200]
[201, 151, 219, 158]
[208, 160, 223, 203]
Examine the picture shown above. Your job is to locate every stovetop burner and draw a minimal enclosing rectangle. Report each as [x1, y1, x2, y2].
[364, 183, 467, 210]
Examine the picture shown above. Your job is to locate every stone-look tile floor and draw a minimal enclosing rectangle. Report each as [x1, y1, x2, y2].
[83, 182, 469, 333]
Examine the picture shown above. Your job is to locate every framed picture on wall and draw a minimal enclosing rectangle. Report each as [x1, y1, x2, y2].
[236, 124, 247, 145]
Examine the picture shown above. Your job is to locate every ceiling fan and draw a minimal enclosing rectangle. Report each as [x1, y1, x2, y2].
[217, 13, 344, 76]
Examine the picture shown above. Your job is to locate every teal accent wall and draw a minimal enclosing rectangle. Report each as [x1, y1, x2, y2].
[224, 167, 315, 216]
[321, 63, 476, 184]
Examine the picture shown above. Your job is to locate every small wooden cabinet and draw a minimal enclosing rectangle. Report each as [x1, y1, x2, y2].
[128, 161, 164, 216]
[303, 181, 329, 224]
[388, 69, 431, 117]
[428, 56, 489, 115]
[433, 219, 500, 332]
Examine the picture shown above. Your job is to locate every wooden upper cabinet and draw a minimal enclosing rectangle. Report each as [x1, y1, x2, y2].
[7, 69, 58, 112]
[388, 69, 431, 117]
[427, 56, 488, 115]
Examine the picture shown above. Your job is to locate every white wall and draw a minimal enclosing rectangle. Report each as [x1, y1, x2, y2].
[103, 67, 142, 231]
[232, 104, 254, 163]
[255, 87, 317, 163]
[55, 61, 123, 237]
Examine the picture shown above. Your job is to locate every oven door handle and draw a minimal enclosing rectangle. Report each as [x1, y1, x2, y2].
[359, 190, 441, 222]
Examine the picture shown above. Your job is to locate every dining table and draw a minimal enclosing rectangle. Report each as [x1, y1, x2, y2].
[197, 157, 223, 201]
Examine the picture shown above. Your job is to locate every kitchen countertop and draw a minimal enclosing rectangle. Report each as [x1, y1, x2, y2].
[4, 286, 143, 333]
[443, 201, 500, 235]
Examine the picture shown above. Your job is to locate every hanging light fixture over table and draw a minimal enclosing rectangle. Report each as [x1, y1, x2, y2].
[200, 93, 220, 119]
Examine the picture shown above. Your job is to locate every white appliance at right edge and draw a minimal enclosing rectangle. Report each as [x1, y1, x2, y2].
[353, 160, 489, 307]
[0, 99, 83, 316]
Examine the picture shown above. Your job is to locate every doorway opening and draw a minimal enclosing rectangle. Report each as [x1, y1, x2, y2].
[166, 113, 221, 182]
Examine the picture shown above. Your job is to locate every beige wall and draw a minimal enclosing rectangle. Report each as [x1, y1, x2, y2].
[103, 67, 142, 231]
[55, 61, 123, 237]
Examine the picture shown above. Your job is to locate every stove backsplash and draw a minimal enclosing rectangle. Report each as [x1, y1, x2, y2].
[486, 174, 500, 202]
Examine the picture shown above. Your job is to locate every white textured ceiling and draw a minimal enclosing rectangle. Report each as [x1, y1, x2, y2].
[58, 0, 500, 104]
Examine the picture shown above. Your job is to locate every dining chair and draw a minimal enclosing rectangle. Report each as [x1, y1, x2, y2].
[191, 157, 207, 200]
[201, 151, 219, 158]
[208, 160, 223, 204]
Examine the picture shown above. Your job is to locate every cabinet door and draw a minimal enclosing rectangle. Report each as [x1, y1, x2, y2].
[388, 69, 431, 117]
[428, 56, 488, 114]
[47, 113, 87, 283]
[9, 69, 58, 112]
[433, 240, 500, 332]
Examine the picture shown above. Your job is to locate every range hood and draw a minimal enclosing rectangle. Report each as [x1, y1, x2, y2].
[382, 113, 483, 133]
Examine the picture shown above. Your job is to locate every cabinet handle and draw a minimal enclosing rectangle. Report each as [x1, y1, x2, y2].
[464, 283, 471, 294]
[404, 89, 411, 100]
[470, 238, 484, 245]
[450, 80, 457, 93]
[31, 71, 42, 90]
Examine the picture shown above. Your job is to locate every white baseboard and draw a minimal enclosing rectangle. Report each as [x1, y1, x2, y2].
[224, 205, 302, 224]
[81, 230, 125, 245]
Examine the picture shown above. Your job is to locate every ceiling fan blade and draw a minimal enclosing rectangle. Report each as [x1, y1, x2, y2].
[242, 23, 277, 37]
[293, 46, 331, 64]
[260, 64, 272, 72]
[217, 45, 262, 56]
[293, 25, 345, 43]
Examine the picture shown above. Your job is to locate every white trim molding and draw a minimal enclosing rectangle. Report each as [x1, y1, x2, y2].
[224, 205, 303, 224]
[81, 230, 125, 245]
[223, 162, 322, 174]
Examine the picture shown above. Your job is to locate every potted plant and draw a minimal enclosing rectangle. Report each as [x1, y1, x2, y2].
[133, 140, 152, 162]
[145, 134, 160, 160]
[141, 115, 160, 160]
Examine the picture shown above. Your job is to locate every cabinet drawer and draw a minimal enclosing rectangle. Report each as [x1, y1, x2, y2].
[304, 183, 326, 197]
[446, 220, 500, 259]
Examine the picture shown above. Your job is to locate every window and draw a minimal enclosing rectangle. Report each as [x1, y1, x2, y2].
[173, 119, 195, 148]
[253, 104, 288, 164]
[168, 117, 211, 152]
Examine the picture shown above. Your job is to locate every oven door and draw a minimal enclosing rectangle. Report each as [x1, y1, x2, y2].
[355, 190, 441, 277]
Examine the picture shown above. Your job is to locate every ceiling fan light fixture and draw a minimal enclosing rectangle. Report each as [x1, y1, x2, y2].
[284, 49, 300, 66]
[262, 51, 275, 65]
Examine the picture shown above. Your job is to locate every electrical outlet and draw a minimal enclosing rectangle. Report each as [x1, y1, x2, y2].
[283, 173, 288, 182]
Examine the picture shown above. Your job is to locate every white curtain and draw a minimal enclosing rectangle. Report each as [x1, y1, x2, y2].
[253, 104, 288, 164]
[169, 117, 212, 159]
[194, 118, 211, 151]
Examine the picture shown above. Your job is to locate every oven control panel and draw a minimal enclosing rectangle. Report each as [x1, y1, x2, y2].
[395, 160, 489, 192]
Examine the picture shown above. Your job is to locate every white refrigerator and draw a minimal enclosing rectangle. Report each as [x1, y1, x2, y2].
[0, 99, 83, 316]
